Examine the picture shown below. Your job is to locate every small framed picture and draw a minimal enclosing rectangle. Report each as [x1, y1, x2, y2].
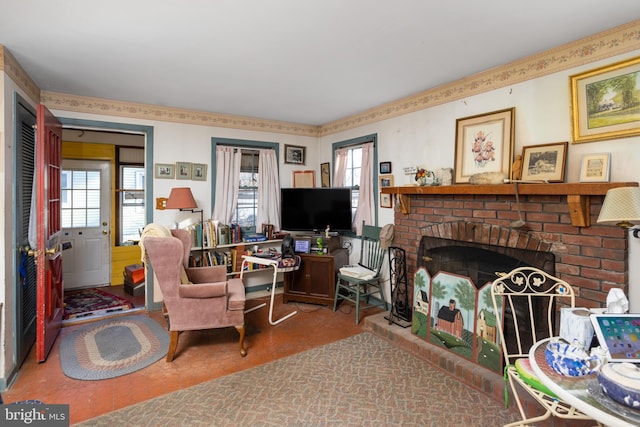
[379, 161, 392, 174]
[379, 174, 394, 188]
[176, 162, 192, 180]
[293, 170, 315, 188]
[380, 192, 393, 208]
[284, 145, 306, 165]
[154, 163, 175, 179]
[192, 163, 207, 181]
[521, 142, 568, 183]
[320, 162, 331, 187]
[579, 153, 611, 182]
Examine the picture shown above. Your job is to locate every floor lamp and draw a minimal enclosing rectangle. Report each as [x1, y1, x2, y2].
[166, 187, 205, 255]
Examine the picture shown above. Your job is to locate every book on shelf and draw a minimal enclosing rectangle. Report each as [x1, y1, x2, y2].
[243, 233, 267, 243]
[262, 224, 275, 240]
[217, 224, 231, 246]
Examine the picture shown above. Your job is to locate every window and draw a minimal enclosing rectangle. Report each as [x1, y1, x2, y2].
[120, 166, 145, 244]
[332, 134, 377, 231]
[61, 170, 101, 228]
[212, 137, 280, 233]
[233, 149, 259, 230]
[344, 146, 362, 218]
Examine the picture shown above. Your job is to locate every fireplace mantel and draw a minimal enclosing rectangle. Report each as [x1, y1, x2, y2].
[381, 182, 639, 227]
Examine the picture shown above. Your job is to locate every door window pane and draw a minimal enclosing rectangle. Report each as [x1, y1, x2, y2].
[62, 169, 102, 228]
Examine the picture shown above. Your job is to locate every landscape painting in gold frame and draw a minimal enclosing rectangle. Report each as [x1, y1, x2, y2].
[454, 108, 514, 184]
[570, 56, 640, 144]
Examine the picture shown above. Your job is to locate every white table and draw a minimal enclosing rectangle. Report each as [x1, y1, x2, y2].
[241, 255, 299, 325]
[529, 338, 639, 427]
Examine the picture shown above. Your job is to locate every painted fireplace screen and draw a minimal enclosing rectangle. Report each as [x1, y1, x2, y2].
[413, 236, 556, 374]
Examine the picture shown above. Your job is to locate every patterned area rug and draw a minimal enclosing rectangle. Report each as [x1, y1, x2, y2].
[64, 288, 133, 320]
[75, 332, 520, 426]
[59, 315, 169, 381]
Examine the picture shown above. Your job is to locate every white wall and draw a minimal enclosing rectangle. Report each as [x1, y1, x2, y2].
[320, 50, 640, 309]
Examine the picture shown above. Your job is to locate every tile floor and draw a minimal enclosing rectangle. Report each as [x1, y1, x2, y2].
[3, 289, 379, 425]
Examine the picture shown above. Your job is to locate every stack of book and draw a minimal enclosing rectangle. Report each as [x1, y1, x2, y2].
[124, 264, 145, 296]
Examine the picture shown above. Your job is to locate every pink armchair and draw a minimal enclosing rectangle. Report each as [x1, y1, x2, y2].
[143, 230, 247, 361]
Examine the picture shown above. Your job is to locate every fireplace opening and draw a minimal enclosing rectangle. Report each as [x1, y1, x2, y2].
[416, 232, 557, 370]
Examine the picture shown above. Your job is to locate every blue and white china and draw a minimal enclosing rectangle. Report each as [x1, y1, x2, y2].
[598, 362, 640, 410]
[545, 341, 602, 377]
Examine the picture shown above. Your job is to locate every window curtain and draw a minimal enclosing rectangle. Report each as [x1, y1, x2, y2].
[212, 146, 241, 224]
[352, 142, 374, 235]
[256, 148, 281, 231]
[333, 147, 348, 189]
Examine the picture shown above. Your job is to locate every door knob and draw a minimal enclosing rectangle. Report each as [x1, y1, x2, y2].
[102, 230, 108, 235]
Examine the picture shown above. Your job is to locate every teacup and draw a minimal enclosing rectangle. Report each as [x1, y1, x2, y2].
[545, 341, 602, 377]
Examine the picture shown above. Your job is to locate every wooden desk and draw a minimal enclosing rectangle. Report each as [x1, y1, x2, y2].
[529, 338, 640, 426]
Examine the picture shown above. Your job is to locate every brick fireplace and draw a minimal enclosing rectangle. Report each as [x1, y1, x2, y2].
[389, 188, 631, 309]
[367, 184, 636, 417]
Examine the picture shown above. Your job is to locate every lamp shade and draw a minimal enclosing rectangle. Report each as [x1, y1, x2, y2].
[165, 187, 198, 209]
[597, 186, 640, 228]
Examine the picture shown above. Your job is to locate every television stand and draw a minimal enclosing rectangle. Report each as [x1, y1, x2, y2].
[283, 238, 347, 306]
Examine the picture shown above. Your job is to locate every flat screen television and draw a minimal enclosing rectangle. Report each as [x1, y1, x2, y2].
[280, 188, 352, 233]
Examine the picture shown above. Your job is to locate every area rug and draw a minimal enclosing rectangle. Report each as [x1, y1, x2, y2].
[75, 332, 520, 426]
[64, 288, 133, 320]
[60, 315, 169, 381]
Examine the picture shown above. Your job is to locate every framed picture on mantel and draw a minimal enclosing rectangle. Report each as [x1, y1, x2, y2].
[454, 108, 514, 184]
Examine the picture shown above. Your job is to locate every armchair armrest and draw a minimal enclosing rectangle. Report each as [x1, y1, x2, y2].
[185, 265, 227, 283]
[178, 282, 227, 299]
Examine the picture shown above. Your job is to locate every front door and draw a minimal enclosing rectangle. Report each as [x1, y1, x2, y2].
[35, 104, 64, 362]
[61, 159, 111, 289]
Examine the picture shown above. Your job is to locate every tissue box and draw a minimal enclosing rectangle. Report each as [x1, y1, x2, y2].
[559, 308, 595, 350]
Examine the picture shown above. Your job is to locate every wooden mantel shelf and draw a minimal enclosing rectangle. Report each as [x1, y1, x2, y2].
[381, 182, 639, 227]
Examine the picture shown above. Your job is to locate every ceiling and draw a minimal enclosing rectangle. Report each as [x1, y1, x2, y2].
[2, 1, 640, 126]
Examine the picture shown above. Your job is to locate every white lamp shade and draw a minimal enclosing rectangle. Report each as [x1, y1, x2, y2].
[597, 187, 640, 227]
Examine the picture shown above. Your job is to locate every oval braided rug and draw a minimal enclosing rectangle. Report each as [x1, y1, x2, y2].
[59, 315, 169, 381]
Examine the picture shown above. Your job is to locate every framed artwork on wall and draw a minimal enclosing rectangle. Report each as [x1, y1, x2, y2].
[293, 170, 315, 188]
[192, 163, 207, 181]
[320, 162, 330, 187]
[579, 153, 611, 182]
[380, 192, 393, 208]
[284, 145, 306, 165]
[176, 162, 192, 180]
[379, 174, 394, 188]
[154, 163, 175, 179]
[520, 142, 568, 183]
[379, 161, 392, 174]
[570, 56, 640, 144]
[454, 108, 514, 183]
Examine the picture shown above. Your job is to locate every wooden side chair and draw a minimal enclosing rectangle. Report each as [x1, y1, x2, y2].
[490, 267, 596, 426]
[333, 222, 387, 324]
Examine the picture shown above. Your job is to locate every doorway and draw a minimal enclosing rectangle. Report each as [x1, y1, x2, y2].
[61, 159, 111, 289]
[60, 127, 148, 320]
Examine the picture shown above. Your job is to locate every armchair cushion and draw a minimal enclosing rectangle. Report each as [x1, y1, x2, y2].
[185, 265, 227, 284]
[178, 282, 227, 299]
